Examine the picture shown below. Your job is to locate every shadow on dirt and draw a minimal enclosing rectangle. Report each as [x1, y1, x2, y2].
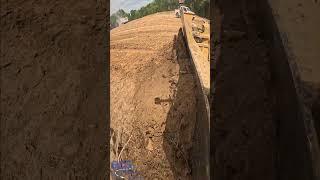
[211, 0, 315, 179]
[162, 28, 210, 180]
[312, 91, 320, 145]
[162, 28, 197, 180]
[302, 82, 320, 146]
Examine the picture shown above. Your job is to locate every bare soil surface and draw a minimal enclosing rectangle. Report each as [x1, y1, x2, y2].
[110, 12, 198, 179]
[1, 1, 108, 179]
[212, 1, 277, 179]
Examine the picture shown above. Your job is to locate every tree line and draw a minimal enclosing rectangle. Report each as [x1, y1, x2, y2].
[111, 0, 210, 29]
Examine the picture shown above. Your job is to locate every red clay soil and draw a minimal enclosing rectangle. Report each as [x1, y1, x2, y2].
[110, 12, 197, 180]
[1, 1, 108, 179]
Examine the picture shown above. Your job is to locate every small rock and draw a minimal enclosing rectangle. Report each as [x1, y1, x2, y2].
[146, 139, 154, 151]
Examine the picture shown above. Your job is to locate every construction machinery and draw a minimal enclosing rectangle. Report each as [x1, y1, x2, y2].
[179, 5, 210, 94]
[178, 4, 211, 180]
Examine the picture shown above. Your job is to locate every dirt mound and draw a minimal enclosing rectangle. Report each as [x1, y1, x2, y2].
[110, 12, 198, 179]
[1, 1, 107, 179]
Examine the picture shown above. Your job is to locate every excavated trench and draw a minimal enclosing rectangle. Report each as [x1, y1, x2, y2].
[212, 0, 315, 180]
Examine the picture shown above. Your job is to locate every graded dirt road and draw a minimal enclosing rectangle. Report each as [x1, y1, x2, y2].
[110, 12, 197, 179]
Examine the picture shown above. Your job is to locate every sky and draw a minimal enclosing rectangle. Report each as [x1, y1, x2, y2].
[110, 0, 154, 15]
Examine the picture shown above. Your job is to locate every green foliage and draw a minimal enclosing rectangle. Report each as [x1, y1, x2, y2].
[110, 14, 118, 28]
[111, 0, 210, 28]
[128, 0, 180, 21]
[188, 0, 210, 19]
[110, 9, 129, 29]
[117, 9, 128, 17]
[127, 0, 210, 21]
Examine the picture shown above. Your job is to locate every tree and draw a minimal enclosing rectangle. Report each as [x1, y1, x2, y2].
[110, 14, 118, 29]
[129, 10, 137, 21]
[113, 0, 209, 23]
[110, 9, 129, 29]
[116, 9, 128, 17]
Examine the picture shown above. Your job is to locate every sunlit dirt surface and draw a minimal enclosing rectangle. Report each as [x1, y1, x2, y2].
[110, 11, 197, 179]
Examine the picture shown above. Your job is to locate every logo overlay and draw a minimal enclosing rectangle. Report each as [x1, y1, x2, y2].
[111, 160, 144, 180]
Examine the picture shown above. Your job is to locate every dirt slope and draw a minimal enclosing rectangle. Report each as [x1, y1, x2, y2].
[110, 12, 197, 179]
